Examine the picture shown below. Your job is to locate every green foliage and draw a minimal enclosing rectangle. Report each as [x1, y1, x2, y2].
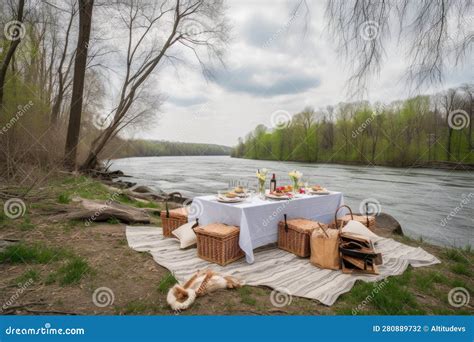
[111, 139, 232, 158]
[0, 243, 69, 264]
[20, 215, 35, 231]
[107, 217, 120, 224]
[450, 263, 472, 276]
[14, 269, 40, 285]
[157, 272, 178, 293]
[57, 193, 71, 204]
[237, 286, 257, 306]
[232, 95, 474, 166]
[442, 249, 469, 264]
[46, 257, 93, 286]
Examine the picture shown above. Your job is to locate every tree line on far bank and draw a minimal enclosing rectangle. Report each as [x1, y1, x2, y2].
[231, 86, 473, 167]
[104, 139, 231, 159]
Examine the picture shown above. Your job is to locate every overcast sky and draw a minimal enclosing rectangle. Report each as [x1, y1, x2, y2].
[124, 0, 473, 147]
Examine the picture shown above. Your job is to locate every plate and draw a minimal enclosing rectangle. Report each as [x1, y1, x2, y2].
[265, 193, 293, 200]
[308, 190, 330, 195]
[216, 196, 245, 203]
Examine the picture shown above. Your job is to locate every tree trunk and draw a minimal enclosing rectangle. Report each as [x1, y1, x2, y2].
[0, 0, 25, 110]
[64, 0, 94, 170]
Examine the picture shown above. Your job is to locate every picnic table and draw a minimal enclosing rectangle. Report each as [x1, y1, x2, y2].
[188, 192, 345, 263]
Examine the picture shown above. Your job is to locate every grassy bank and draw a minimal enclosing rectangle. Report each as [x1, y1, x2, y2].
[0, 175, 472, 315]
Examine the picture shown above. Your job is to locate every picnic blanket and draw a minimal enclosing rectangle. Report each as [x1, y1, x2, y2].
[126, 225, 440, 306]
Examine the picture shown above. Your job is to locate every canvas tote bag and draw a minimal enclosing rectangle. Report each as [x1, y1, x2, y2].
[310, 224, 340, 270]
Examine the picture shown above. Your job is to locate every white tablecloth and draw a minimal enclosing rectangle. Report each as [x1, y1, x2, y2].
[188, 192, 345, 263]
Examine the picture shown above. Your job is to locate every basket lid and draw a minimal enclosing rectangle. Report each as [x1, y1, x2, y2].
[195, 223, 239, 237]
[284, 218, 323, 234]
[161, 207, 188, 218]
[340, 214, 375, 223]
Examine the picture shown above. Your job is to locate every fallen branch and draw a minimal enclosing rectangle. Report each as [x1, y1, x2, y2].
[48, 198, 150, 224]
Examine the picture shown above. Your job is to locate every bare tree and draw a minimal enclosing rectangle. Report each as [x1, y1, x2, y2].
[64, 0, 94, 169]
[0, 0, 25, 109]
[81, 0, 229, 170]
[326, 0, 473, 95]
[50, 1, 78, 125]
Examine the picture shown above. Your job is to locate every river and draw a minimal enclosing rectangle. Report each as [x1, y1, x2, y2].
[111, 156, 473, 249]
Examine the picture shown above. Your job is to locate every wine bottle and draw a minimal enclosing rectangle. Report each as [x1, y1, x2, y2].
[270, 173, 276, 192]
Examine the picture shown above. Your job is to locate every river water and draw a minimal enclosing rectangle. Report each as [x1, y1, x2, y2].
[111, 156, 473, 248]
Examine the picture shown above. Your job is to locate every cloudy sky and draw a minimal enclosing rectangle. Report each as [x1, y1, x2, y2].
[125, 0, 473, 147]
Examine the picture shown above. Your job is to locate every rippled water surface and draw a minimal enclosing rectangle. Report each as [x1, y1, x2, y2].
[111, 156, 473, 248]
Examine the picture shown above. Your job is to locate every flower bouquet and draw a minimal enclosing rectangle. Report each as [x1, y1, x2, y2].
[256, 168, 268, 198]
[288, 170, 303, 194]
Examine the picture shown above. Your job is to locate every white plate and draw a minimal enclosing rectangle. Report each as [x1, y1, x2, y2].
[308, 190, 330, 195]
[216, 196, 245, 203]
[265, 193, 293, 200]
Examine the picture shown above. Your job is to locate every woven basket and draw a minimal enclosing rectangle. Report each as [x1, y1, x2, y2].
[337, 214, 376, 229]
[194, 223, 244, 266]
[161, 207, 188, 237]
[328, 205, 353, 229]
[278, 214, 326, 257]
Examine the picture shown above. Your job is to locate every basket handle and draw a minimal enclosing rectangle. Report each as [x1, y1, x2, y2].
[334, 205, 353, 228]
[317, 222, 330, 238]
[191, 218, 199, 231]
[365, 202, 370, 228]
[284, 214, 289, 233]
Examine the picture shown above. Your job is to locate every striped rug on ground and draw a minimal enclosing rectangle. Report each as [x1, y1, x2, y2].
[126, 226, 440, 306]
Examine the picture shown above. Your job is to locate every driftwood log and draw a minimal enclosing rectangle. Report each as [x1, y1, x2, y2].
[49, 198, 150, 224]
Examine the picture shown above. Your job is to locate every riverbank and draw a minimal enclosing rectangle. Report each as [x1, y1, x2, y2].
[0, 174, 472, 315]
[231, 156, 474, 171]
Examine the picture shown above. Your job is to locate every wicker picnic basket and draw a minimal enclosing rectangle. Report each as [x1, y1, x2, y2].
[331, 204, 376, 230]
[329, 205, 353, 229]
[278, 214, 327, 257]
[194, 223, 244, 266]
[160, 197, 188, 237]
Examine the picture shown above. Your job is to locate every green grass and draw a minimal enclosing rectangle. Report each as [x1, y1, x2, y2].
[120, 300, 153, 314]
[46, 257, 93, 286]
[14, 269, 40, 285]
[450, 263, 472, 276]
[0, 243, 69, 264]
[107, 217, 120, 224]
[20, 216, 35, 231]
[237, 286, 257, 306]
[57, 193, 71, 204]
[442, 249, 469, 264]
[157, 272, 178, 293]
[337, 269, 425, 315]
